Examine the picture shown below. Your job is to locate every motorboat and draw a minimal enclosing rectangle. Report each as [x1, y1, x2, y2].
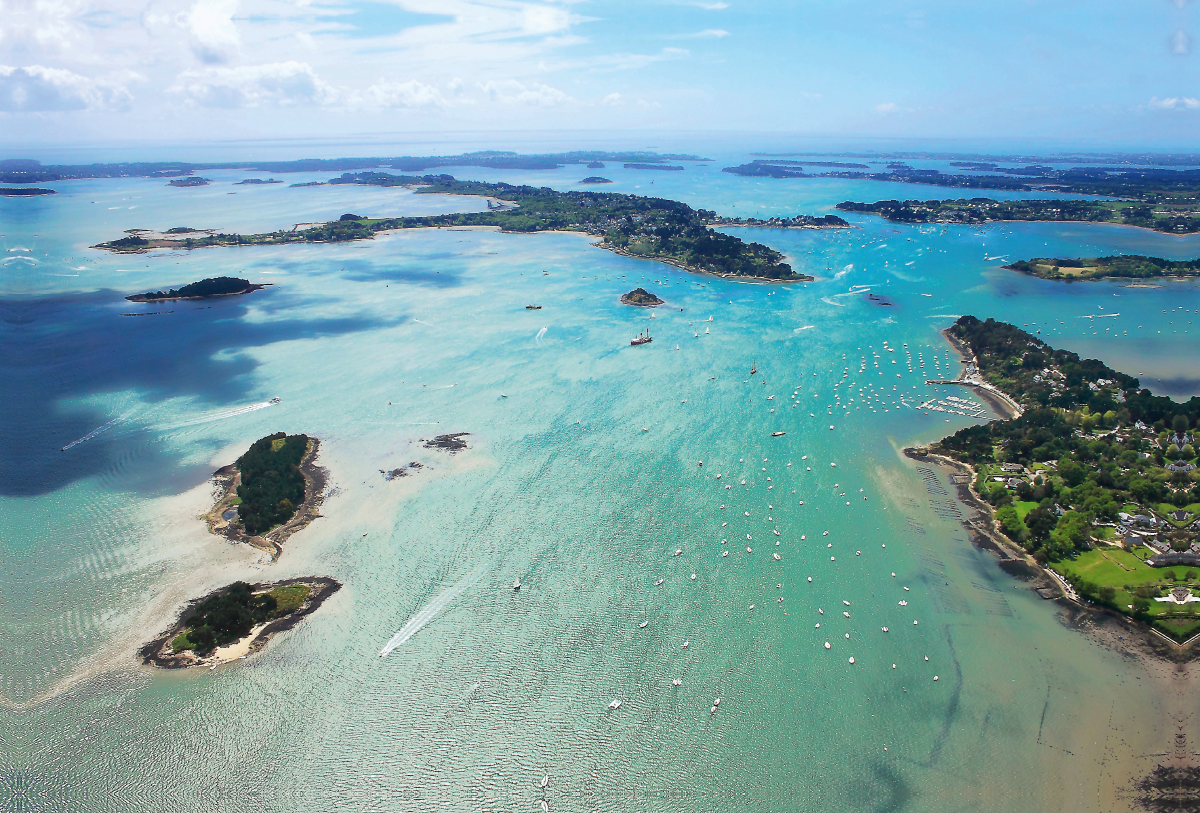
[513, 577, 521, 591]
[638, 620, 648, 628]
[771, 431, 785, 437]
[608, 699, 622, 710]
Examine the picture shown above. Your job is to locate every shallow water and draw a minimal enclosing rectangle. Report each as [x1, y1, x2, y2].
[1, 152, 1197, 811]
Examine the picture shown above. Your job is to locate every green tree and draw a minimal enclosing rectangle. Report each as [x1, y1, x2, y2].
[995, 505, 1028, 543]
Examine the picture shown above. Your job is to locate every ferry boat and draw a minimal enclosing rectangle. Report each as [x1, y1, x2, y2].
[631, 330, 652, 346]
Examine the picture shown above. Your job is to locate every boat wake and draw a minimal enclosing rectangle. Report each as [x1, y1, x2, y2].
[62, 416, 125, 451]
[379, 566, 485, 657]
[156, 399, 279, 432]
[535, 327, 548, 345]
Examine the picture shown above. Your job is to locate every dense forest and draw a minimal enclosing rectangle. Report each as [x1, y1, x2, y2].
[1006, 255, 1200, 281]
[931, 316, 1200, 562]
[126, 276, 252, 301]
[98, 174, 799, 279]
[235, 433, 310, 535]
[179, 581, 278, 652]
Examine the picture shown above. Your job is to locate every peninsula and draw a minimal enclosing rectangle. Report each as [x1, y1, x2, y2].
[915, 316, 1200, 640]
[95, 173, 805, 280]
[205, 432, 326, 558]
[126, 276, 267, 302]
[1005, 255, 1200, 281]
[139, 577, 340, 668]
[621, 287, 665, 307]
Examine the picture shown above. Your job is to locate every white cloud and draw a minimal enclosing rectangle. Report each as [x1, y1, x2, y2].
[1149, 96, 1200, 110]
[602, 91, 621, 105]
[675, 29, 728, 38]
[0, 65, 133, 112]
[168, 61, 338, 107]
[521, 6, 571, 35]
[695, 1, 728, 8]
[187, 0, 241, 64]
[478, 78, 572, 106]
[354, 78, 445, 108]
[875, 102, 899, 113]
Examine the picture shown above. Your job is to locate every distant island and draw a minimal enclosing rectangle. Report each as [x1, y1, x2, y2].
[912, 316, 1200, 642]
[205, 432, 326, 558]
[580, 177, 612, 184]
[139, 577, 340, 668]
[723, 162, 807, 179]
[835, 197, 1200, 235]
[621, 287, 665, 307]
[236, 178, 282, 185]
[1006, 255, 1200, 281]
[625, 163, 684, 171]
[0, 187, 55, 196]
[0, 151, 708, 184]
[168, 177, 210, 187]
[126, 276, 267, 302]
[96, 173, 808, 280]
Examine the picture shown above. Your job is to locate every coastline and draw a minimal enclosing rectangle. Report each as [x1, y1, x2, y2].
[909, 327, 1200, 658]
[138, 576, 341, 669]
[203, 437, 328, 559]
[929, 328, 1024, 419]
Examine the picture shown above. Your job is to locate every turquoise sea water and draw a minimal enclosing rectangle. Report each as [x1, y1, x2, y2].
[2, 153, 1199, 811]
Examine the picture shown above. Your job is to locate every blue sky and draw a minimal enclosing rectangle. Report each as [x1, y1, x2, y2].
[0, 0, 1197, 150]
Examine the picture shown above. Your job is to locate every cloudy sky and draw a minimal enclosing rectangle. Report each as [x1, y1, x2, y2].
[1, 0, 1197, 150]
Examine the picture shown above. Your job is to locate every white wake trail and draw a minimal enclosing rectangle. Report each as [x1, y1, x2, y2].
[155, 399, 278, 431]
[379, 567, 485, 657]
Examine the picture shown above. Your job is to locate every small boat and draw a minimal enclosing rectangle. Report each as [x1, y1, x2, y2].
[681, 640, 689, 648]
[269, 396, 281, 404]
[773, 553, 781, 560]
[541, 801, 549, 813]
[771, 431, 786, 437]
[654, 578, 664, 586]
[631, 329, 653, 346]
[638, 620, 648, 628]
[608, 699, 622, 710]
[540, 775, 549, 789]
[673, 548, 682, 557]
[767, 395, 775, 400]
[672, 678, 682, 686]
[525, 305, 542, 310]
[750, 361, 757, 375]
[500, 393, 507, 398]
[513, 577, 521, 591]
[690, 573, 697, 580]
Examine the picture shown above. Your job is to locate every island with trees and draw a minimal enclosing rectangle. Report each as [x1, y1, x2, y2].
[0, 187, 55, 196]
[205, 432, 326, 558]
[707, 213, 850, 229]
[236, 178, 282, 185]
[126, 276, 267, 302]
[168, 177, 210, 187]
[139, 577, 341, 668]
[1005, 255, 1200, 281]
[95, 173, 808, 280]
[621, 287, 665, 307]
[912, 316, 1200, 640]
[580, 177, 612, 184]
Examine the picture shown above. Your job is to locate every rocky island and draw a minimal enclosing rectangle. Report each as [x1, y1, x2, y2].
[913, 316, 1200, 642]
[205, 432, 326, 558]
[95, 173, 807, 280]
[126, 276, 267, 302]
[621, 287, 665, 307]
[139, 577, 340, 668]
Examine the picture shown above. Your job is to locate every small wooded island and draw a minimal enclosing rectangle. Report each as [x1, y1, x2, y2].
[206, 432, 326, 557]
[621, 287, 665, 306]
[0, 187, 56, 196]
[914, 316, 1200, 641]
[168, 177, 210, 187]
[126, 276, 267, 302]
[1006, 255, 1200, 281]
[95, 173, 813, 280]
[140, 577, 340, 668]
[580, 176, 612, 184]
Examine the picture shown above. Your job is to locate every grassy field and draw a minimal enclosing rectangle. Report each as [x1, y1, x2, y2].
[171, 631, 194, 652]
[268, 584, 311, 616]
[1014, 500, 1038, 521]
[1053, 548, 1200, 634]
